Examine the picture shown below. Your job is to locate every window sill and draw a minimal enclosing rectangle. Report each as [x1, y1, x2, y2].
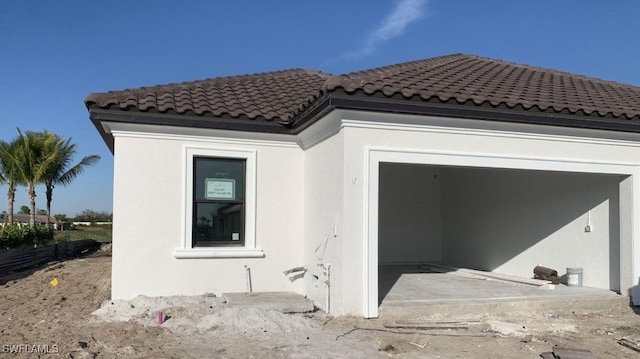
[173, 247, 265, 259]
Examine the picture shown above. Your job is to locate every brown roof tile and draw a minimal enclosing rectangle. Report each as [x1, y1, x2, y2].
[85, 69, 331, 123]
[325, 54, 640, 120]
[86, 54, 640, 132]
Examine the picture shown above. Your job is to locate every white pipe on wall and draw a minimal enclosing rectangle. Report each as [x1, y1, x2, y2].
[326, 264, 331, 314]
[245, 265, 252, 292]
[318, 263, 331, 314]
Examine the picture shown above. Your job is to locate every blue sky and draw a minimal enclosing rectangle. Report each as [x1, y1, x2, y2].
[1, 1, 638, 216]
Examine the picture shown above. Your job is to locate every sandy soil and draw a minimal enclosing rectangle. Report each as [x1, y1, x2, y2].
[1, 245, 640, 358]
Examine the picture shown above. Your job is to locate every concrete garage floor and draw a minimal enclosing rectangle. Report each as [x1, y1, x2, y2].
[378, 264, 628, 317]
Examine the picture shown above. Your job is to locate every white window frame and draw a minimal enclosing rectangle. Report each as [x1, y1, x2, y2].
[173, 146, 264, 258]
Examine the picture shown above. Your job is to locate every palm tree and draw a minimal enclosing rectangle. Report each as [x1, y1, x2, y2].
[42, 134, 100, 225]
[0, 139, 22, 224]
[7, 130, 59, 226]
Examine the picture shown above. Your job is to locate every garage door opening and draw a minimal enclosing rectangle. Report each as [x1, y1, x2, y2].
[377, 162, 623, 306]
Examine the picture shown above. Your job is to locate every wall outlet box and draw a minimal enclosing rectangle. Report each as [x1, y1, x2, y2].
[585, 225, 592, 233]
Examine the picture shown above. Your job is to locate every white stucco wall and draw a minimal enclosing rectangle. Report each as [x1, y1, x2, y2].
[440, 168, 620, 290]
[378, 163, 442, 264]
[337, 110, 640, 316]
[106, 108, 640, 317]
[303, 132, 344, 314]
[375, 163, 620, 290]
[111, 133, 305, 300]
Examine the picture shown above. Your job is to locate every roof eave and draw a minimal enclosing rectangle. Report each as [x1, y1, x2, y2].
[89, 107, 293, 154]
[89, 110, 115, 154]
[297, 93, 640, 134]
[90, 92, 640, 156]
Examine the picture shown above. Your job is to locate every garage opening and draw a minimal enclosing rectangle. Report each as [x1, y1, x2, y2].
[377, 162, 623, 305]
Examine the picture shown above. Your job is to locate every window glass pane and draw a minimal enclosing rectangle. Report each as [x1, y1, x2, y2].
[194, 158, 244, 201]
[194, 202, 242, 243]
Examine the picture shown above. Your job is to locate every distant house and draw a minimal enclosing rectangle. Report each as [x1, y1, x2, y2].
[2, 213, 48, 225]
[0, 214, 65, 229]
[86, 54, 640, 317]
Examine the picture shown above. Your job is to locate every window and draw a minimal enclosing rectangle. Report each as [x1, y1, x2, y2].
[193, 157, 245, 246]
[174, 147, 263, 259]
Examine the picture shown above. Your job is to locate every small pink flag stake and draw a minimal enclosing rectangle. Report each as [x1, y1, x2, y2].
[157, 311, 163, 325]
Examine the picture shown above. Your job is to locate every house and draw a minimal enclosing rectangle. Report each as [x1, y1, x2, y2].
[0, 214, 63, 229]
[85, 54, 640, 318]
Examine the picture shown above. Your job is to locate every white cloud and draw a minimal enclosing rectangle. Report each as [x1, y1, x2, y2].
[345, 0, 427, 59]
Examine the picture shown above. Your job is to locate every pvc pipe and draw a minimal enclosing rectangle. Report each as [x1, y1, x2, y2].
[283, 266, 307, 275]
[245, 265, 252, 292]
[326, 264, 331, 315]
[318, 263, 331, 315]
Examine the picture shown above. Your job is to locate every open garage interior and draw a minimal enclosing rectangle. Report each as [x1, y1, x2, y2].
[378, 162, 626, 305]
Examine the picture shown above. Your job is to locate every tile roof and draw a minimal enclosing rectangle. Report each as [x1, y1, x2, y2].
[85, 54, 640, 130]
[324, 54, 640, 120]
[3, 214, 59, 224]
[85, 69, 331, 123]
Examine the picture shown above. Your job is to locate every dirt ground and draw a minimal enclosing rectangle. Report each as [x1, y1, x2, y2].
[1, 245, 640, 358]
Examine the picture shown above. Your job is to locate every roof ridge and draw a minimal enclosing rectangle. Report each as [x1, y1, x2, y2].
[108, 68, 331, 95]
[328, 53, 640, 91]
[464, 54, 640, 89]
[347, 53, 467, 75]
[324, 54, 471, 91]
[342, 53, 468, 78]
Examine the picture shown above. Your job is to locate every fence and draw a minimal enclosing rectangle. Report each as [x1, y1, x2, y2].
[0, 239, 102, 275]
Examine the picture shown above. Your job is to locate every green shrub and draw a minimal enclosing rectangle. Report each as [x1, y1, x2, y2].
[34, 224, 54, 244]
[0, 224, 54, 249]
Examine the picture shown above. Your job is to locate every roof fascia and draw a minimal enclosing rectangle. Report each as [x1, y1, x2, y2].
[321, 93, 640, 134]
[295, 109, 344, 149]
[294, 107, 640, 152]
[287, 92, 334, 133]
[104, 121, 299, 148]
[90, 92, 640, 155]
[339, 109, 640, 145]
[90, 113, 115, 153]
[90, 108, 291, 154]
